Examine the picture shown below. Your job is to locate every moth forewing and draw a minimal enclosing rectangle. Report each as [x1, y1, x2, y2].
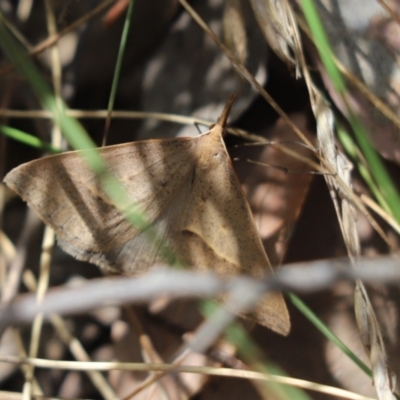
[4, 96, 290, 335]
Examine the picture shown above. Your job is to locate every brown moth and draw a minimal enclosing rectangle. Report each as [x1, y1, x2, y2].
[4, 97, 290, 335]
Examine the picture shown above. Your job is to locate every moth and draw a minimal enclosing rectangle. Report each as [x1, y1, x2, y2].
[4, 96, 290, 335]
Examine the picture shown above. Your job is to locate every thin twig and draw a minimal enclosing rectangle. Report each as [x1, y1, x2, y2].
[2, 257, 400, 326]
[0, 356, 378, 400]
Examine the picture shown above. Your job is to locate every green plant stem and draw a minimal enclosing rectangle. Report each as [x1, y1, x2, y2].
[103, 0, 135, 145]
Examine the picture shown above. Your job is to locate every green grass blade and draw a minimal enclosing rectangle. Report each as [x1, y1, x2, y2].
[0, 125, 60, 153]
[337, 126, 391, 214]
[288, 293, 371, 377]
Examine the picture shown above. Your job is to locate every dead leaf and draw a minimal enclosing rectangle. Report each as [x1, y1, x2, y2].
[307, 0, 400, 164]
[232, 113, 315, 265]
[223, 0, 248, 65]
[250, 0, 303, 77]
[138, 0, 267, 140]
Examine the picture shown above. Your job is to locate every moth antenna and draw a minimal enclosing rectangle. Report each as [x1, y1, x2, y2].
[217, 94, 237, 127]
